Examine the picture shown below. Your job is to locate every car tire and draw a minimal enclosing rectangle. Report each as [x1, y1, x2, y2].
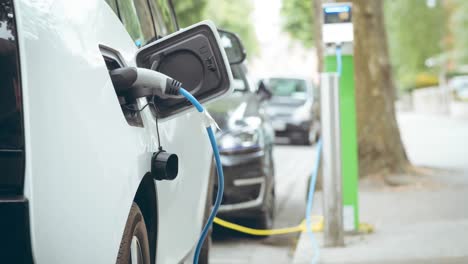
[199, 162, 216, 264]
[308, 130, 319, 145]
[309, 122, 321, 145]
[290, 131, 311, 145]
[291, 132, 311, 145]
[116, 203, 151, 264]
[250, 150, 276, 236]
[303, 132, 312, 145]
[251, 186, 275, 234]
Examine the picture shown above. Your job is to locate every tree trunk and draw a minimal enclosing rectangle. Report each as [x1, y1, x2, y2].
[353, 0, 409, 177]
[313, 0, 324, 73]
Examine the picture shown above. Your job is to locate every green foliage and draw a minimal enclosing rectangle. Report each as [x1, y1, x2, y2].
[172, 0, 208, 28]
[204, 0, 259, 55]
[450, 0, 468, 66]
[118, 0, 144, 43]
[280, 0, 315, 47]
[385, 0, 446, 91]
[172, 0, 258, 55]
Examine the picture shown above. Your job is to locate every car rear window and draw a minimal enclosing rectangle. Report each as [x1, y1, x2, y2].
[268, 78, 308, 99]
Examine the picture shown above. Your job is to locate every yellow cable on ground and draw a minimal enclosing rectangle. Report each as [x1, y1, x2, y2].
[214, 216, 375, 236]
[213, 216, 324, 236]
[358, 222, 374, 234]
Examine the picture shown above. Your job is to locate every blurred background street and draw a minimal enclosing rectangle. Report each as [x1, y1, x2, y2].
[212, 112, 468, 264]
[183, 0, 468, 262]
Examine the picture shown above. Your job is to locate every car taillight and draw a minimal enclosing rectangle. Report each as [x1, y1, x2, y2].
[0, 0, 25, 195]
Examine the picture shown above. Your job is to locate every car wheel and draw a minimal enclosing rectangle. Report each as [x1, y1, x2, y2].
[252, 186, 276, 232]
[247, 149, 275, 237]
[303, 132, 312, 145]
[309, 122, 321, 145]
[309, 128, 316, 144]
[290, 131, 311, 145]
[266, 149, 276, 224]
[293, 131, 311, 145]
[269, 148, 276, 177]
[116, 203, 151, 264]
[254, 149, 276, 229]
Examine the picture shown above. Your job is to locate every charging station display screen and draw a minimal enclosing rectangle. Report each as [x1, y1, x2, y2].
[324, 5, 352, 24]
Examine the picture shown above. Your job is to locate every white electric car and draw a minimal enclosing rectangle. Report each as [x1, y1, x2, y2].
[0, 0, 244, 263]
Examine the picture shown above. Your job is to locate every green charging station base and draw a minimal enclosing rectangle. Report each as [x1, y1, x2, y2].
[325, 45, 360, 231]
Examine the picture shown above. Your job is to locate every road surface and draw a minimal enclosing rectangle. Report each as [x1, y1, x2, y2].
[210, 144, 317, 264]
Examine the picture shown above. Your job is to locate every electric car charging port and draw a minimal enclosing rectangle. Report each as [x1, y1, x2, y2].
[100, 46, 144, 127]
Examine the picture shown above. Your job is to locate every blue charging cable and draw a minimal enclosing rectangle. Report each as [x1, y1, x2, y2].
[179, 88, 224, 264]
[305, 139, 322, 264]
[336, 45, 342, 77]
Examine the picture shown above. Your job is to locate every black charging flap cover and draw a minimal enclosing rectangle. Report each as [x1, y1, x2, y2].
[135, 21, 232, 119]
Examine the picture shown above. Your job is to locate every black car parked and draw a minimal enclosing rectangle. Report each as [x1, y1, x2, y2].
[207, 63, 276, 230]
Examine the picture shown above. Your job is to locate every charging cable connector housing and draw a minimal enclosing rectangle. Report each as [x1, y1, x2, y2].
[110, 67, 182, 100]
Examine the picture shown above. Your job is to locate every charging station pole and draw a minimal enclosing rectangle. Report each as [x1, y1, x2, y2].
[322, 2, 360, 233]
[320, 73, 345, 246]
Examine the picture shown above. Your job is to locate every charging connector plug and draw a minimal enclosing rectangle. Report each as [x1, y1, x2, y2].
[110, 67, 183, 181]
[110, 67, 182, 100]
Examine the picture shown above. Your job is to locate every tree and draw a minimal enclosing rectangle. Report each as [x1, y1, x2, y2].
[172, 0, 258, 55]
[450, 0, 468, 66]
[171, 0, 208, 28]
[313, 0, 324, 72]
[353, 0, 409, 177]
[282, 0, 410, 177]
[385, 0, 446, 90]
[204, 0, 258, 55]
[281, 0, 315, 48]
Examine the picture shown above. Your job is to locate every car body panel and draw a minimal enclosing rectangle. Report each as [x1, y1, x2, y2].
[16, 0, 210, 263]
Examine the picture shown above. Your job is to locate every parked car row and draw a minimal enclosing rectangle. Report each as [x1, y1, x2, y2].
[208, 39, 321, 238]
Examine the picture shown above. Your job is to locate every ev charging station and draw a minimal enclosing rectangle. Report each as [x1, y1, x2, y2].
[321, 2, 360, 238]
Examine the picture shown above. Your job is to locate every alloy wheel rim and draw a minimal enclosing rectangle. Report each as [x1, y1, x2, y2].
[130, 235, 143, 264]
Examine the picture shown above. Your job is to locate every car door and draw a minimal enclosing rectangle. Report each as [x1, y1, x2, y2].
[17, 0, 157, 262]
[105, 1, 213, 263]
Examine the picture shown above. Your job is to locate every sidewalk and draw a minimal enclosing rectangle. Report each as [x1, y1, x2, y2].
[293, 170, 468, 263]
[293, 113, 468, 263]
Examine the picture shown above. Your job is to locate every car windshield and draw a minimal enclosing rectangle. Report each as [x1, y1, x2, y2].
[267, 78, 307, 99]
